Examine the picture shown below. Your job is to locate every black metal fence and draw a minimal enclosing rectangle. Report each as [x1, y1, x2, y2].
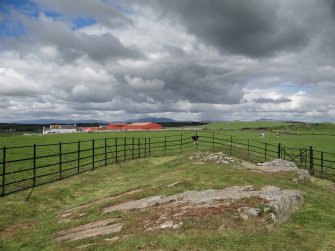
[197, 130, 335, 181]
[1, 131, 334, 197]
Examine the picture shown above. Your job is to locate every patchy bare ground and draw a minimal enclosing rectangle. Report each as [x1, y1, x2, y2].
[103, 185, 303, 226]
[0, 222, 35, 239]
[53, 156, 307, 244]
[58, 188, 144, 222]
[55, 185, 303, 243]
[55, 218, 123, 243]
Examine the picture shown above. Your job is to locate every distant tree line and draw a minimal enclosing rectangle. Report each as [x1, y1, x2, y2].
[158, 122, 207, 127]
[0, 122, 208, 132]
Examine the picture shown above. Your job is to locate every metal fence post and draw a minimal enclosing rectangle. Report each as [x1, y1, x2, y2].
[132, 138, 134, 160]
[212, 132, 215, 150]
[2, 146, 6, 196]
[92, 139, 95, 170]
[33, 144, 36, 187]
[138, 138, 140, 159]
[115, 138, 118, 163]
[77, 141, 80, 173]
[321, 152, 324, 177]
[304, 148, 307, 169]
[59, 142, 62, 180]
[149, 138, 151, 157]
[278, 143, 281, 159]
[144, 138, 147, 158]
[124, 138, 126, 162]
[309, 146, 314, 176]
[105, 138, 107, 166]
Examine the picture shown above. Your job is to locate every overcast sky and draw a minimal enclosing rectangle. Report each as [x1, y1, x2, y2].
[1, 0, 335, 122]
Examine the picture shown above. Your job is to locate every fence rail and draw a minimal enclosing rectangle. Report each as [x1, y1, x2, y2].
[1, 131, 334, 197]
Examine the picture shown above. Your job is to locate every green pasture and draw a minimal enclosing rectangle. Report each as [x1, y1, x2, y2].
[0, 131, 196, 196]
[204, 121, 335, 153]
[0, 153, 334, 250]
[204, 121, 293, 130]
[1, 122, 335, 196]
[2, 122, 335, 152]
[0, 130, 194, 148]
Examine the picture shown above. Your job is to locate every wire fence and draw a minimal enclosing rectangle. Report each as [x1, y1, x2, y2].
[1, 130, 334, 197]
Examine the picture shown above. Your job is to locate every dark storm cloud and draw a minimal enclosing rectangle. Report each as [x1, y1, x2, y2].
[159, 64, 244, 104]
[331, 0, 335, 18]
[3, 11, 143, 64]
[138, 0, 308, 57]
[113, 61, 244, 105]
[253, 97, 292, 104]
[27, 15, 144, 63]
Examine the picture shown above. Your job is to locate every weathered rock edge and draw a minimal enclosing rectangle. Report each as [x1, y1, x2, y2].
[249, 159, 310, 183]
[55, 218, 123, 243]
[103, 185, 303, 225]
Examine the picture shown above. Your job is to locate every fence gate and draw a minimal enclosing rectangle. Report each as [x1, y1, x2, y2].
[281, 147, 308, 169]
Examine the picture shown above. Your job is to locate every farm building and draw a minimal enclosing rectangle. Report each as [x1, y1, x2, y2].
[80, 125, 110, 133]
[107, 122, 161, 131]
[43, 124, 77, 134]
[80, 122, 162, 133]
[107, 123, 128, 130]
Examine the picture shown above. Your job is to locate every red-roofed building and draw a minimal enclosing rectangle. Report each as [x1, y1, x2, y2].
[108, 122, 161, 131]
[81, 122, 161, 133]
[108, 123, 128, 130]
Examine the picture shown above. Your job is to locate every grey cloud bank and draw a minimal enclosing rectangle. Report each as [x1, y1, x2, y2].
[0, 0, 335, 122]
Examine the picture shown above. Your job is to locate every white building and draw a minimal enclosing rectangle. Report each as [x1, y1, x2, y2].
[43, 124, 78, 134]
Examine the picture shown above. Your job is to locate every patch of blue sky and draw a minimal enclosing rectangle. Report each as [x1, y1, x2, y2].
[44, 10, 63, 19]
[0, 0, 39, 37]
[0, 18, 26, 37]
[276, 82, 308, 94]
[72, 17, 97, 30]
[1, 0, 39, 17]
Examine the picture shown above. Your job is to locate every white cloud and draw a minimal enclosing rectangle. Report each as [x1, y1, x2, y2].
[124, 75, 165, 90]
[0, 67, 41, 96]
[0, 0, 335, 122]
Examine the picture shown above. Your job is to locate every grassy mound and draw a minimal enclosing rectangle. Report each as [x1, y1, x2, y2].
[0, 152, 334, 250]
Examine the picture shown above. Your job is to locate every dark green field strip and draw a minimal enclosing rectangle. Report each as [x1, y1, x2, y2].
[1, 133, 195, 195]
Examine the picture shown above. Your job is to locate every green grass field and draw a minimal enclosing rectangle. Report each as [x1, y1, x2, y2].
[2, 121, 335, 152]
[0, 130, 197, 196]
[204, 121, 335, 153]
[1, 122, 335, 250]
[0, 153, 334, 250]
[1, 122, 335, 196]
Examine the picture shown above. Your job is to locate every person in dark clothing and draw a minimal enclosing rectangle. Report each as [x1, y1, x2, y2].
[192, 135, 199, 145]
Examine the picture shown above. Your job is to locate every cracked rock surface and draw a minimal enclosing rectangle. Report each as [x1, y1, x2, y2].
[55, 185, 303, 243]
[103, 185, 303, 226]
[245, 159, 310, 183]
[189, 152, 235, 164]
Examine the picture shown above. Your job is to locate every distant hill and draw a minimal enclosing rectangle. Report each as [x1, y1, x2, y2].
[126, 117, 176, 123]
[254, 118, 281, 122]
[15, 119, 108, 125]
